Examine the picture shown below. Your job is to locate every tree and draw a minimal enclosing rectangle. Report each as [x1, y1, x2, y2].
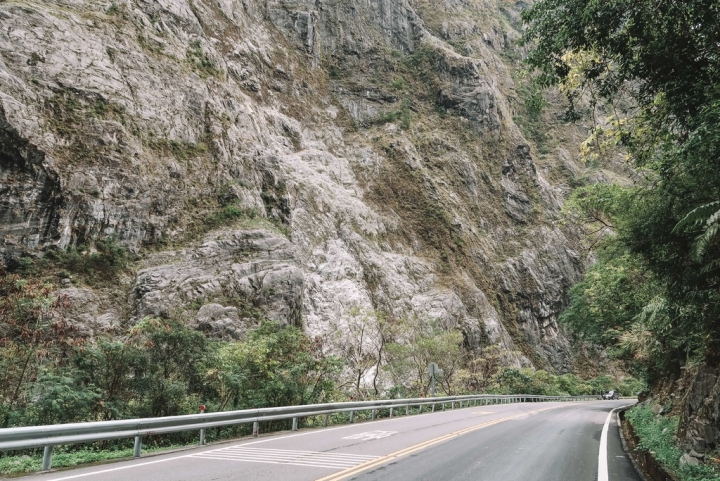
[204, 321, 341, 411]
[0, 268, 81, 427]
[523, 0, 720, 384]
[328, 309, 402, 398]
[383, 317, 464, 396]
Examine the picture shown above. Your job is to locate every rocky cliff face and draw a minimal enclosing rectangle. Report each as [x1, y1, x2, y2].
[679, 363, 720, 458]
[0, 0, 591, 372]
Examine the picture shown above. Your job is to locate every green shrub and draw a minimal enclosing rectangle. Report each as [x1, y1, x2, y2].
[204, 205, 259, 229]
[45, 238, 129, 281]
[0, 444, 181, 476]
[186, 40, 219, 78]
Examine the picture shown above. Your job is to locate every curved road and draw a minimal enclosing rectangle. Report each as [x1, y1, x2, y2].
[19, 400, 640, 481]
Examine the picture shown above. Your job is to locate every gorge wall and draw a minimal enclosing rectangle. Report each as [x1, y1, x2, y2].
[0, 0, 599, 374]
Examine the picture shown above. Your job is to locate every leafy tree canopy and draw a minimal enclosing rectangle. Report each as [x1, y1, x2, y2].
[523, 0, 720, 382]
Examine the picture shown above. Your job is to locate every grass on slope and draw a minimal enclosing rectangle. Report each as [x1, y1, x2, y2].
[626, 405, 720, 481]
[0, 444, 183, 476]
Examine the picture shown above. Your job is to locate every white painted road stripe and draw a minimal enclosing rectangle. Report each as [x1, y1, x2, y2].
[188, 446, 378, 469]
[189, 455, 358, 469]
[40, 423, 361, 481]
[598, 405, 631, 481]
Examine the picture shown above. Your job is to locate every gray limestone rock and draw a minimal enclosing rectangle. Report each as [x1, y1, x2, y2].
[0, 0, 595, 381]
[195, 303, 246, 340]
[133, 229, 303, 327]
[56, 287, 121, 336]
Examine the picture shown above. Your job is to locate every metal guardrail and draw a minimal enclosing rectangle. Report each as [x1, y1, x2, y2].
[0, 393, 599, 471]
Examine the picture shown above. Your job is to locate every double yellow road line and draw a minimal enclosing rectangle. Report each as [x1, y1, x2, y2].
[316, 406, 559, 481]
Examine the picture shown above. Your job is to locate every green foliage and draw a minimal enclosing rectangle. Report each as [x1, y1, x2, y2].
[43, 238, 129, 283]
[44, 90, 127, 164]
[376, 99, 412, 129]
[674, 201, 720, 270]
[2, 306, 341, 438]
[488, 368, 643, 397]
[204, 205, 259, 229]
[0, 268, 97, 427]
[560, 249, 660, 350]
[205, 322, 341, 412]
[0, 444, 180, 476]
[402, 46, 438, 71]
[524, 0, 720, 388]
[383, 317, 467, 396]
[524, 84, 547, 120]
[389, 76, 406, 91]
[522, 0, 719, 133]
[626, 406, 720, 481]
[186, 40, 220, 78]
[26, 373, 102, 425]
[137, 35, 164, 55]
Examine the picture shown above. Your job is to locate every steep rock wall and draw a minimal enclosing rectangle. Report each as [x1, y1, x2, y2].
[0, 0, 589, 372]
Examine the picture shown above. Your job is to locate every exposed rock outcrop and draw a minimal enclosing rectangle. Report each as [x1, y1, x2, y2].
[679, 363, 720, 455]
[0, 0, 594, 371]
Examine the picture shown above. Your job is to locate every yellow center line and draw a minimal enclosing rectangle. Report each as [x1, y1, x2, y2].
[315, 406, 561, 481]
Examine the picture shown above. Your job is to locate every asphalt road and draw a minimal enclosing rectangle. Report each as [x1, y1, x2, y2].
[18, 400, 641, 481]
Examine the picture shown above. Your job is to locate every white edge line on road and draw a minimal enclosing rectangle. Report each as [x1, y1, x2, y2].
[598, 404, 632, 481]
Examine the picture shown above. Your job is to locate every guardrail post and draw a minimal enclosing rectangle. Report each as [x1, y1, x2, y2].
[371, 409, 376, 420]
[349, 411, 355, 423]
[324, 414, 330, 426]
[292, 417, 298, 431]
[432, 403, 435, 412]
[41, 445, 53, 471]
[134, 436, 142, 458]
[451, 401, 455, 409]
[199, 405, 206, 445]
[253, 421, 259, 437]
[405, 406, 409, 416]
[389, 407, 394, 417]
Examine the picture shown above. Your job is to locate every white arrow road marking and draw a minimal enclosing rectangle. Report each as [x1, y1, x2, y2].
[598, 405, 632, 481]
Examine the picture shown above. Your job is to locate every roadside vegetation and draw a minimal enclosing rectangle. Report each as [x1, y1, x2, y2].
[523, 0, 720, 383]
[523, 0, 720, 477]
[0, 267, 640, 475]
[0, 444, 184, 476]
[626, 406, 719, 481]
